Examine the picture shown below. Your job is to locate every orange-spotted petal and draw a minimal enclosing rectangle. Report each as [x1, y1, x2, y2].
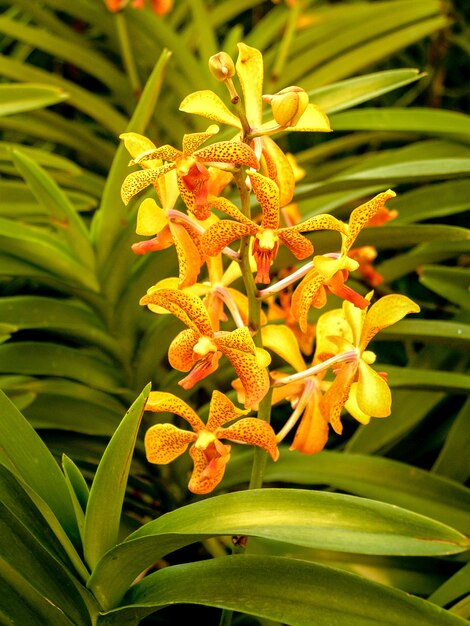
[216, 327, 270, 409]
[206, 389, 248, 431]
[208, 195, 253, 225]
[249, 171, 280, 230]
[195, 140, 259, 169]
[182, 126, 219, 155]
[290, 391, 329, 455]
[360, 294, 420, 351]
[345, 190, 396, 251]
[188, 443, 230, 494]
[168, 328, 202, 372]
[121, 162, 175, 205]
[145, 390, 205, 432]
[260, 136, 295, 207]
[319, 360, 357, 434]
[179, 90, 242, 130]
[277, 229, 313, 259]
[202, 220, 256, 257]
[291, 271, 326, 333]
[145, 423, 197, 464]
[140, 288, 214, 336]
[220, 418, 279, 461]
[131, 144, 181, 165]
[169, 221, 204, 288]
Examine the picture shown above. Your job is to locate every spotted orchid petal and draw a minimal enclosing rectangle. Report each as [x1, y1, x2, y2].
[179, 90, 242, 129]
[145, 423, 197, 464]
[195, 140, 259, 169]
[216, 327, 270, 409]
[202, 220, 256, 257]
[120, 132, 157, 160]
[140, 288, 213, 336]
[276, 229, 313, 259]
[357, 361, 391, 417]
[236, 43, 263, 128]
[208, 195, 253, 225]
[145, 390, 205, 432]
[260, 136, 295, 207]
[360, 294, 420, 351]
[131, 144, 182, 165]
[249, 171, 280, 229]
[221, 418, 279, 461]
[261, 324, 306, 373]
[291, 271, 326, 333]
[319, 360, 357, 434]
[182, 126, 219, 155]
[345, 190, 396, 250]
[206, 389, 248, 431]
[290, 388, 329, 455]
[169, 221, 205, 288]
[188, 443, 231, 494]
[121, 162, 175, 205]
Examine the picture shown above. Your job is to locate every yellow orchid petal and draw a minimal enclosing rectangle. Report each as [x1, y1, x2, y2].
[167, 329, 200, 371]
[288, 103, 331, 132]
[286, 152, 306, 182]
[357, 361, 391, 417]
[343, 299, 366, 347]
[188, 444, 230, 494]
[155, 168, 179, 210]
[169, 221, 204, 288]
[121, 162, 175, 205]
[261, 324, 306, 373]
[131, 144, 181, 165]
[277, 229, 313, 259]
[202, 220, 256, 257]
[221, 418, 279, 461]
[249, 171, 280, 230]
[120, 132, 156, 160]
[145, 423, 197, 464]
[294, 213, 346, 235]
[345, 190, 396, 251]
[182, 126, 219, 155]
[291, 271, 325, 334]
[195, 140, 259, 169]
[179, 90, 242, 129]
[290, 390, 329, 455]
[236, 43, 264, 128]
[216, 327, 270, 409]
[145, 390, 205, 432]
[260, 136, 295, 207]
[208, 195, 253, 225]
[360, 294, 420, 351]
[344, 382, 371, 425]
[319, 360, 357, 434]
[136, 198, 168, 236]
[140, 288, 213, 336]
[315, 308, 354, 359]
[206, 390, 248, 431]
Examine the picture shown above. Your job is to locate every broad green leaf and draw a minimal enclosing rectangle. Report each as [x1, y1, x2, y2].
[0, 390, 79, 545]
[221, 454, 470, 535]
[311, 70, 425, 115]
[391, 180, 470, 224]
[89, 488, 468, 609]
[384, 365, 470, 394]
[380, 320, 470, 349]
[62, 455, 89, 541]
[82, 384, 150, 569]
[419, 266, 470, 311]
[0, 83, 67, 116]
[0, 342, 124, 392]
[432, 397, 470, 482]
[0, 217, 99, 292]
[330, 108, 470, 137]
[0, 141, 82, 175]
[98, 555, 469, 626]
[11, 150, 95, 270]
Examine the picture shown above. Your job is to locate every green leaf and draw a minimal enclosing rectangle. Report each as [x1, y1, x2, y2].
[432, 397, 470, 482]
[223, 453, 470, 534]
[380, 319, 470, 349]
[330, 108, 470, 137]
[419, 266, 470, 311]
[384, 365, 470, 394]
[98, 555, 469, 626]
[11, 150, 95, 270]
[391, 180, 470, 223]
[311, 70, 425, 115]
[0, 83, 68, 117]
[429, 562, 470, 608]
[89, 488, 468, 610]
[62, 455, 89, 541]
[0, 390, 79, 543]
[82, 384, 150, 570]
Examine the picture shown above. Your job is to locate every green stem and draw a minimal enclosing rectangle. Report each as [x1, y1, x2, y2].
[268, 2, 301, 88]
[248, 387, 273, 490]
[115, 12, 141, 96]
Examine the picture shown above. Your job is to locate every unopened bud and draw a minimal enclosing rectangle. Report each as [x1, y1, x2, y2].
[263, 86, 309, 127]
[209, 52, 235, 81]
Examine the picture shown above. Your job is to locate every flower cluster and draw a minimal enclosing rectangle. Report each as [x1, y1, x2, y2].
[121, 44, 420, 494]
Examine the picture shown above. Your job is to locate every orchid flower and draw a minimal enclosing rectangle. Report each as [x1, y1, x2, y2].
[291, 190, 396, 331]
[140, 288, 270, 409]
[202, 171, 346, 284]
[144, 390, 279, 494]
[120, 127, 259, 219]
[315, 294, 420, 434]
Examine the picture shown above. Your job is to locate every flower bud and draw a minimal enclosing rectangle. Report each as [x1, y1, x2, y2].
[209, 52, 235, 81]
[263, 86, 309, 127]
